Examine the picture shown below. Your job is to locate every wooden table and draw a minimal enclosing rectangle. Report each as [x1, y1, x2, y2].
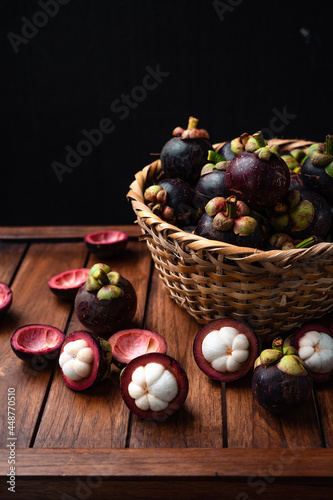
[0, 225, 332, 499]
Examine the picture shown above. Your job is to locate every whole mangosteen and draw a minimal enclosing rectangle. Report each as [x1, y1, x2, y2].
[225, 131, 290, 210]
[74, 263, 137, 336]
[301, 135, 333, 203]
[252, 337, 313, 414]
[160, 116, 213, 185]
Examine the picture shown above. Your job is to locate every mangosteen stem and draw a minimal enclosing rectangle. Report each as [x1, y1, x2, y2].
[207, 150, 225, 163]
[226, 196, 237, 219]
[272, 336, 284, 352]
[253, 131, 266, 148]
[93, 269, 110, 286]
[326, 135, 333, 156]
[295, 236, 318, 248]
[187, 116, 199, 129]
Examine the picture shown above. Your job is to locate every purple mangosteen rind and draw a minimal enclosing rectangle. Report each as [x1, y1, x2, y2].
[48, 268, 90, 301]
[194, 170, 228, 209]
[225, 151, 290, 210]
[292, 323, 333, 383]
[59, 330, 112, 391]
[84, 230, 129, 258]
[108, 328, 168, 369]
[120, 352, 189, 421]
[10, 324, 65, 368]
[193, 318, 260, 382]
[0, 282, 13, 316]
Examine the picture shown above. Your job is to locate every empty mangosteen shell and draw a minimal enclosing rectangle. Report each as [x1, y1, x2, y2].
[84, 230, 129, 258]
[292, 322, 333, 383]
[193, 318, 260, 382]
[108, 328, 168, 369]
[48, 268, 90, 301]
[120, 352, 189, 421]
[59, 329, 112, 391]
[0, 282, 13, 317]
[10, 324, 65, 369]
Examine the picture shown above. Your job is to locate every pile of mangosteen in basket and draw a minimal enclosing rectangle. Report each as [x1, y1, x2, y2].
[148, 117, 333, 249]
[5, 117, 333, 419]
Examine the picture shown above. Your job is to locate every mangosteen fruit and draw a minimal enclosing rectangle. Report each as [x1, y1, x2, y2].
[217, 140, 236, 161]
[59, 330, 112, 390]
[301, 135, 333, 203]
[194, 150, 230, 209]
[252, 337, 313, 414]
[108, 328, 167, 369]
[193, 318, 259, 382]
[264, 233, 318, 251]
[48, 268, 90, 300]
[194, 195, 266, 248]
[10, 324, 65, 369]
[269, 189, 332, 240]
[84, 230, 128, 258]
[74, 263, 137, 336]
[0, 282, 13, 317]
[120, 352, 188, 420]
[225, 131, 290, 210]
[160, 116, 213, 185]
[292, 323, 333, 383]
[144, 178, 198, 227]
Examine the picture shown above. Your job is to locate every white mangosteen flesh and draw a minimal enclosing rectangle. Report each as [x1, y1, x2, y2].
[201, 326, 250, 373]
[127, 362, 178, 412]
[59, 339, 94, 381]
[298, 330, 333, 374]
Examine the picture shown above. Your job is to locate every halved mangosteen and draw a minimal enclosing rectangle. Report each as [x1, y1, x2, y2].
[84, 230, 128, 258]
[292, 323, 333, 383]
[59, 330, 112, 391]
[0, 282, 13, 317]
[108, 329, 167, 369]
[120, 353, 188, 420]
[10, 324, 65, 369]
[48, 268, 90, 300]
[193, 318, 259, 382]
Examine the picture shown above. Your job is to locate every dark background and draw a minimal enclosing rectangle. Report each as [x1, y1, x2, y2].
[1, 0, 332, 226]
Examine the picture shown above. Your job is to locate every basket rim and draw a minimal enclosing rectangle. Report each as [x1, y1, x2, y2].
[127, 138, 333, 264]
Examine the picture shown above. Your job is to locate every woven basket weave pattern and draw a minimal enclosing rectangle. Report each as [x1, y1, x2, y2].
[128, 139, 333, 341]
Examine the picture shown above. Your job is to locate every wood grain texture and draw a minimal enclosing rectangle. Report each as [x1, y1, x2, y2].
[0, 242, 87, 447]
[128, 268, 223, 448]
[33, 240, 152, 448]
[225, 373, 323, 448]
[0, 225, 141, 240]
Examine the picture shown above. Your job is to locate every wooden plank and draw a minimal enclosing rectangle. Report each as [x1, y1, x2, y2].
[33, 240, 152, 448]
[225, 372, 323, 448]
[1, 448, 332, 477]
[0, 225, 141, 240]
[0, 242, 87, 448]
[315, 383, 333, 447]
[0, 242, 27, 284]
[128, 268, 223, 448]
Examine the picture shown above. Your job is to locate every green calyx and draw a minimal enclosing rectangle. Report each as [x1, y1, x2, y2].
[245, 131, 267, 152]
[255, 337, 309, 376]
[254, 144, 280, 161]
[201, 150, 229, 176]
[98, 337, 113, 380]
[97, 284, 124, 300]
[310, 135, 333, 168]
[289, 200, 314, 232]
[86, 263, 124, 299]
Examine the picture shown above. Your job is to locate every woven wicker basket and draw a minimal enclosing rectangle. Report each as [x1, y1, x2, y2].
[127, 139, 333, 342]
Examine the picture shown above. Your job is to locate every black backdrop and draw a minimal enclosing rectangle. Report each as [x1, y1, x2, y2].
[1, 0, 332, 226]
